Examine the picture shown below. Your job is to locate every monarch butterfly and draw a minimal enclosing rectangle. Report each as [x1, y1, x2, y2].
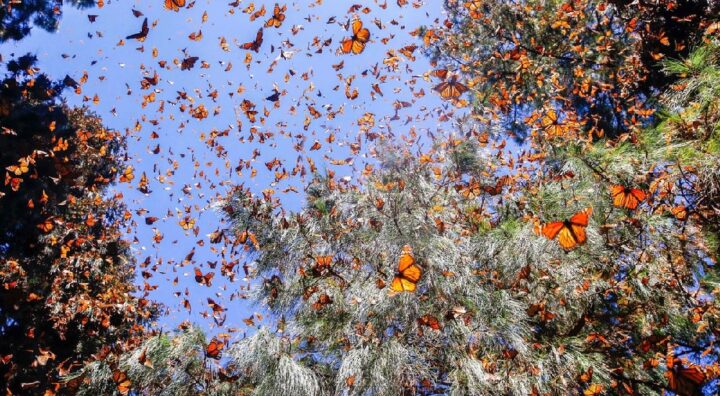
[417, 314, 441, 330]
[164, 0, 185, 11]
[583, 384, 603, 396]
[540, 109, 566, 137]
[119, 166, 135, 182]
[341, 19, 370, 55]
[126, 18, 149, 41]
[666, 353, 705, 396]
[241, 28, 264, 52]
[464, 0, 483, 19]
[179, 216, 195, 230]
[433, 75, 468, 100]
[541, 208, 592, 250]
[37, 218, 55, 233]
[455, 180, 479, 199]
[206, 338, 224, 359]
[316, 255, 333, 266]
[113, 370, 132, 395]
[265, 3, 286, 28]
[194, 268, 214, 287]
[390, 245, 422, 292]
[430, 68, 449, 80]
[312, 293, 333, 310]
[611, 185, 647, 210]
[672, 205, 688, 221]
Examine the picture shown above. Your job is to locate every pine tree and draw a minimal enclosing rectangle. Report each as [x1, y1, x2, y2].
[201, 4, 720, 396]
[0, 55, 156, 394]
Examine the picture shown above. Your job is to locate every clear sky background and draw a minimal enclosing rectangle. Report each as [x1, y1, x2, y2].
[0, 0, 464, 337]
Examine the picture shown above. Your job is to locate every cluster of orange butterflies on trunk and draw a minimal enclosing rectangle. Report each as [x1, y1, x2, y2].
[539, 184, 647, 251]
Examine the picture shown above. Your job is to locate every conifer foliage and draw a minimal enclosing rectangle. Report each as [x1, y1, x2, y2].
[0, 56, 155, 394]
[208, 2, 720, 396]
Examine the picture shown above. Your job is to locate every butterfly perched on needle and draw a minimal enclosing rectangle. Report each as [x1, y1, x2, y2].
[113, 370, 132, 395]
[541, 208, 592, 250]
[315, 255, 333, 268]
[464, 0, 483, 19]
[341, 19, 370, 55]
[390, 245, 422, 292]
[433, 75, 468, 100]
[610, 185, 646, 210]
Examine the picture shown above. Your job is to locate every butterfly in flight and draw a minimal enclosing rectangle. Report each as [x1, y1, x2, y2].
[390, 245, 422, 292]
[126, 18, 149, 41]
[541, 208, 592, 250]
[194, 268, 214, 287]
[433, 75, 468, 100]
[265, 3, 286, 28]
[164, 0, 185, 11]
[666, 352, 706, 396]
[341, 19, 370, 55]
[242, 28, 264, 52]
[611, 185, 646, 210]
[540, 109, 567, 137]
[205, 337, 224, 359]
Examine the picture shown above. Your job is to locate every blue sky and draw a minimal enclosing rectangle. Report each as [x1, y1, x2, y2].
[0, 0, 463, 337]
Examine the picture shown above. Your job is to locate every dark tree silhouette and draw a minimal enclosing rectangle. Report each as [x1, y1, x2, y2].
[0, 55, 156, 394]
[0, 0, 95, 43]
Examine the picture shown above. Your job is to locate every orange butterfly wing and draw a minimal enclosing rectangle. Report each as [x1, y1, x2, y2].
[113, 371, 131, 395]
[206, 338, 224, 359]
[164, 0, 184, 11]
[668, 366, 705, 396]
[316, 255, 333, 267]
[611, 185, 627, 207]
[391, 276, 417, 292]
[340, 38, 354, 54]
[541, 221, 564, 240]
[351, 39, 367, 55]
[625, 188, 646, 210]
[569, 208, 592, 226]
[556, 226, 581, 250]
[541, 109, 565, 136]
